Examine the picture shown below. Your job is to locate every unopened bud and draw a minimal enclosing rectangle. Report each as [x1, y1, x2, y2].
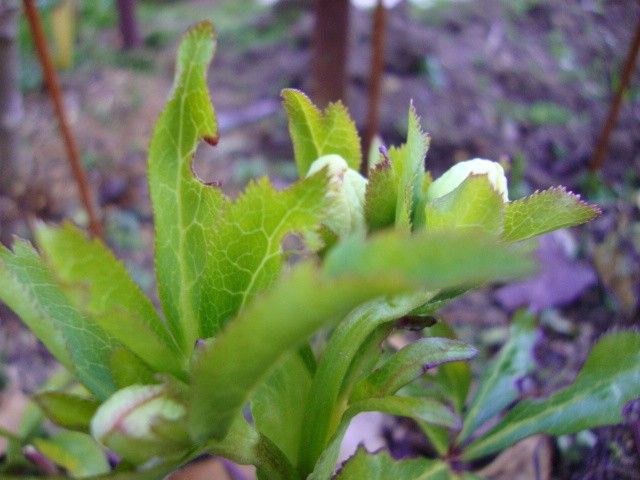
[91, 384, 188, 464]
[428, 158, 508, 202]
[307, 154, 368, 237]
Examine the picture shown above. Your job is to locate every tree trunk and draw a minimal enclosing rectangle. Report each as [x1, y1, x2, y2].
[312, 0, 350, 107]
[0, 0, 23, 196]
[116, 0, 141, 50]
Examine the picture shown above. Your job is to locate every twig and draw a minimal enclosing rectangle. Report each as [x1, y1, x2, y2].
[362, 0, 387, 175]
[22, 0, 103, 237]
[589, 17, 640, 172]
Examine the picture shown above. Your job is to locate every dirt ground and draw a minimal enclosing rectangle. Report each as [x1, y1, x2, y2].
[0, 0, 639, 478]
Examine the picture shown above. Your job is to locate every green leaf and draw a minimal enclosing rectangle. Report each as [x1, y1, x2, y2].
[109, 347, 156, 388]
[436, 361, 473, 413]
[418, 420, 451, 457]
[200, 172, 328, 337]
[34, 431, 109, 478]
[149, 23, 332, 351]
[351, 396, 460, 430]
[364, 160, 398, 232]
[351, 338, 478, 402]
[335, 449, 452, 480]
[301, 230, 532, 475]
[0, 242, 71, 370]
[463, 331, 640, 461]
[389, 105, 430, 230]
[412, 287, 468, 317]
[425, 323, 472, 413]
[252, 351, 313, 465]
[412, 172, 433, 231]
[458, 311, 537, 443]
[34, 223, 185, 379]
[0, 241, 117, 400]
[309, 396, 457, 480]
[282, 88, 361, 176]
[204, 414, 298, 480]
[324, 230, 535, 290]
[148, 21, 223, 351]
[425, 175, 504, 235]
[338, 326, 392, 405]
[300, 292, 434, 476]
[90, 384, 190, 465]
[419, 321, 475, 456]
[188, 263, 414, 443]
[33, 391, 99, 431]
[502, 187, 600, 242]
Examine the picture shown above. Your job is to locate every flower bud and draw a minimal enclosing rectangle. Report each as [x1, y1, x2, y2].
[90, 384, 188, 464]
[307, 154, 368, 237]
[427, 158, 508, 202]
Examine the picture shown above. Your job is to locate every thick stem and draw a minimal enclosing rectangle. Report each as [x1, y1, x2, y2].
[312, 0, 350, 107]
[205, 419, 298, 480]
[362, 1, 387, 175]
[22, 0, 102, 237]
[115, 0, 141, 50]
[0, 0, 23, 196]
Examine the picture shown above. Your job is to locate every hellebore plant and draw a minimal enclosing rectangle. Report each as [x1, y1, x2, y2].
[0, 22, 637, 480]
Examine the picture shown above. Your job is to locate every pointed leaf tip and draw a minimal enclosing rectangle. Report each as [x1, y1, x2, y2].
[282, 88, 362, 176]
[502, 187, 600, 242]
[149, 18, 221, 350]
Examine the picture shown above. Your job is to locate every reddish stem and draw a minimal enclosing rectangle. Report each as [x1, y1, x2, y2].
[589, 17, 640, 171]
[116, 0, 141, 50]
[22, 0, 102, 237]
[362, 0, 387, 175]
[312, 0, 350, 108]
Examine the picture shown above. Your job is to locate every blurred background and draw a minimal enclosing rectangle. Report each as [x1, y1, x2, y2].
[0, 0, 639, 478]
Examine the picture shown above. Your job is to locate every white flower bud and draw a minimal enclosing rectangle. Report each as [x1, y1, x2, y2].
[427, 158, 509, 202]
[307, 154, 368, 237]
[91, 385, 187, 463]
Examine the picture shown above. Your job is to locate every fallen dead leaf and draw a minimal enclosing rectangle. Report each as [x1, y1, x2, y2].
[167, 457, 256, 480]
[0, 367, 29, 455]
[477, 434, 553, 480]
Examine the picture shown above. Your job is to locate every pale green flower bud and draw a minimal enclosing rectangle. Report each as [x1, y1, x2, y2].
[90, 384, 188, 464]
[428, 158, 509, 202]
[307, 154, 368, 237]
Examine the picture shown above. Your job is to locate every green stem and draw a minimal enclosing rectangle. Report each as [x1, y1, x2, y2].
[205, 418, 298, 480]
[298, 292, 433, 475]
[0, 425, 22, 443]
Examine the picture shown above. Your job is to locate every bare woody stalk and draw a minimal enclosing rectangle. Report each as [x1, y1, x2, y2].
[362, 0, 386, 174]
[22, 0, 103, 237]
[0, 0, 23, 196]
[589, 17, 640, 171]
[116, 0, 141, 50]
[312, 0, 350, 107]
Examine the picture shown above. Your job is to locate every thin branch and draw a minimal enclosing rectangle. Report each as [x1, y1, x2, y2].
[22, 0, 103, 237]
[589, 16, 640, 172]
[362, 0, 387, 175]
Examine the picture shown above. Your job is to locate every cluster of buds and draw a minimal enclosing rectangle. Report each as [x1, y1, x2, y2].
[309, 154, 509, 238]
